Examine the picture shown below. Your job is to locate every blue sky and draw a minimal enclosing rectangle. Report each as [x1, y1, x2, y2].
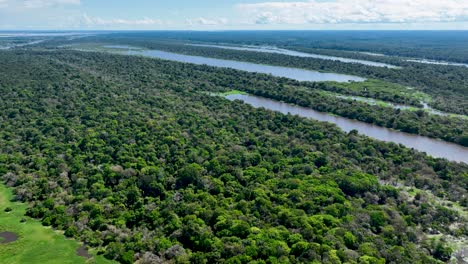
[1, 0, 468, 30]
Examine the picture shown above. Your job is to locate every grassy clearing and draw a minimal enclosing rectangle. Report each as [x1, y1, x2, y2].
[64, 43, 145, 54]
[318, 89, 468, 120]
[325, 79, 432, 103]
[447, 113, 468, 120]
[204, 90, 248, 96]
[318, 90, 411, 108]
[0, 184, 115, 264]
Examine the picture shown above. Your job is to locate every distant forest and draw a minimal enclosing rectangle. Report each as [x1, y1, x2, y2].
[55, 32, 468, 117]
[101, 31, 468, 63]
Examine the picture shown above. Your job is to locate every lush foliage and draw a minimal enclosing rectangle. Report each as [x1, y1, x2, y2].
[98, 31, 468, 64]
[239, 82, 468, 146]
[0, 49, 467, 264]
[321, 80, 425, 107]
[0, 184, 114, 264]
[51, 43, 468, 146]
[145, 42, 468, 116]
[61, 33, 468, 116]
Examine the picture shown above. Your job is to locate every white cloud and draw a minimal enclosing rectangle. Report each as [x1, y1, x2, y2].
[238, 0, 468, 24]
[23, 0, 80, 8]
[186, 17, 228, 26]
[82, 14, 167, 27]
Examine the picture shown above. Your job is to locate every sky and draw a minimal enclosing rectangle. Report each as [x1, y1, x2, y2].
[0, 0, 468, 30]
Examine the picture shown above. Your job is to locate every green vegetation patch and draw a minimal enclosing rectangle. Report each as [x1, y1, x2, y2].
[66, 43, 145, 54]
[205, 90, 248, 96]
[0, 184, 114, 264]
[323, 79, 431, 106]
[0, 49, 466, 264]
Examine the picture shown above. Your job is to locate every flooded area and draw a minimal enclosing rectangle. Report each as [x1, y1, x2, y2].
[76, 244, 92, 259]
[0, 231, 18, 244]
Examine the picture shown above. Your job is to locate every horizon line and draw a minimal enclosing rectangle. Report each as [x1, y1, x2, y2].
[1, 29, 468, 32]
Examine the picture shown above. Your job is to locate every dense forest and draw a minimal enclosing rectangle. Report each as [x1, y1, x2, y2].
[50, 42, 468, 146]
[57, 35, 468, 116]
[97, 31, 468, 64]
[1, 49, 467, 263]
[140, 42, 468, 116]
[233, 82, 468, 146]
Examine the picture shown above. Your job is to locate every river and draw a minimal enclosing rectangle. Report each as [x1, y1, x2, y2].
[189, 44, 400, 69]
[226, 94, 468, 163]
[105, 45, 366, 83]
[100, 45, 467, 163]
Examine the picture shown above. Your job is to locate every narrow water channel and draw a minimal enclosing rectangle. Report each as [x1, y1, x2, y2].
[189, 43, 399, 68]
[99, 45, 467, 163]
[226, 94, 468, 163]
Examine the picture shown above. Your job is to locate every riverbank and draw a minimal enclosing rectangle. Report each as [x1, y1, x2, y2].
[224, 93, 468, 163]
[71, 43, 367, 83]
